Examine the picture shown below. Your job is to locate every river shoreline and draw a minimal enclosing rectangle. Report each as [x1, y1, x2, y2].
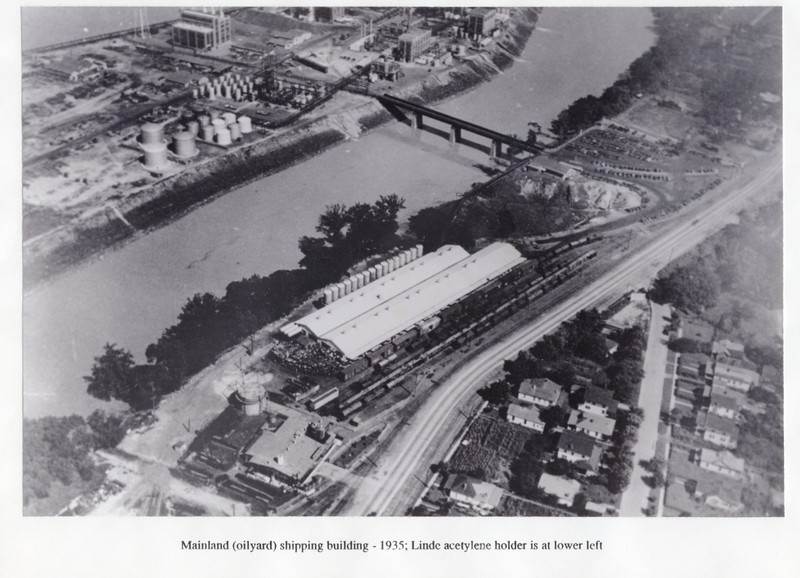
[23, 8, 540, 292]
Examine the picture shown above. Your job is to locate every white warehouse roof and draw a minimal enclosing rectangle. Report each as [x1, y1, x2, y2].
[290, 243, 525, 360]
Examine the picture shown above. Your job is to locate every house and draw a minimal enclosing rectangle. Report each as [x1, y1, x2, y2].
[44, 56, 106, 82]
[557, 430, 602, 471]
[537, 473, 580, 508]
[698, 448, 744, 478]
[700, 413, 739, 449]
[604, 337, 619, 356]
[443, 474, 503, 513]
[712, 355, 760, 393]
[518, 377, 564, 408]
[577, 385, 616, 417]
[507, 403, 545, 433]
[567, 410, 616, 441]
[708, 388, 741, 420]
[712, 339, 745, 359]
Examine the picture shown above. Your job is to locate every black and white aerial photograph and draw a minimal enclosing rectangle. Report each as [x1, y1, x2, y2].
[18, 5, 784, 523]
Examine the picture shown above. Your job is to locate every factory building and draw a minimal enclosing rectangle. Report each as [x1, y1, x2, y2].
[172, 7, 232, 51]
[44, 56, 106, 83]
[466, 8, 497, 39]
[397, 28, 436, 63]
[281, 242, 525, 361]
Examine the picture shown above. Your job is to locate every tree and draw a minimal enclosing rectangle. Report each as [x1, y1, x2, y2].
[85, 343, 136, 403]
[87, 410, 127, 449]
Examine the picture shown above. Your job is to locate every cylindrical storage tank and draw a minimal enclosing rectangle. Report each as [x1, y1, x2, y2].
[377, 263, 386, 277]
[343, 279, 352, 294]
[353, 274, 362, 289]
[410, 246, 418, 260]
[405, 249, 414, 263]
[172, 131, 197, 158]
[359, 272, 367, 287]
[399, 252, 407, 266]
[234, 88, 242, 101]
[140, 122, 165, 145]
[392, 256, 401, 270]
[198, 114, 210, 127]
[181, 110, 194, 123]
[215, 128, 231, 146]
[211, 118, 226, 135]
[386, 259, 394, 273]
[228, 122, 242, 141]
[336, 282, 346, 297]
[141, 142, 169, 170]
[416, 244, 424, 257]
[330, 284, 340, 300]
[238, 116, 253, 134]
[324, 288, 334, 304]
[186, 120, 200, 136]
[367, 266, 377, 281]
[201, 124, 215, 142]
[210, 110, 221, 120]
[192, 88, 199, 99]
[222, 112, 236, 125]
[223, 86, 231, 99]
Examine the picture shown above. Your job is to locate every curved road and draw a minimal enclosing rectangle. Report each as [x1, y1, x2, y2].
[346, 152, 781, 516]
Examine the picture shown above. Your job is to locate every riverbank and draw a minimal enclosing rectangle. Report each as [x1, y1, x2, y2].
[23, 8, 540, 291]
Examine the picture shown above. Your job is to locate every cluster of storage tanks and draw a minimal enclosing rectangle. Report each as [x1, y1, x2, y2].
[197, 110, 253, 146]
[322, 244, 425, 305]
[194, 72, 256, 102]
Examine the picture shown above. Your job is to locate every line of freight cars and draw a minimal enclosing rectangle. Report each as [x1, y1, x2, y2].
[335, 250, 598, 419]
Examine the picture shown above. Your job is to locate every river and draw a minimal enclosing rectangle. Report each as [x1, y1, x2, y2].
[22, 7, 656, 418]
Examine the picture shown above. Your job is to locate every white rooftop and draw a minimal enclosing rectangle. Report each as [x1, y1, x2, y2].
[292, 243, 525, 359]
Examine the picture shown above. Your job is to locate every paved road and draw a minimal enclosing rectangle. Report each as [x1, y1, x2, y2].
[343, 153, 781, 516]
[619, 301, 670, 517]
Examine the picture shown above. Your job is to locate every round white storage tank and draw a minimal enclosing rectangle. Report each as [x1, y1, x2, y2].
[228, 122, 242, 141]
[210, 110, 221, 120]
[215, 128, 232, 146]
[238, 116, 253, 134]
[141, 142, 169, 170]
[140, 122, 165, 145]
[344, 279, 352, 294]
[172, 131, 197, 158]
[392, 255, 401, 269]
[330, 285, 340, 300]
[186, 120, 200, 136]
[324, 288, 334, 304]
[336, 282, 346, 297]
[211, 118, 226, 134]
[201, 124, 215, 142]
[399, 252, 407, 266]
[416, 244, 424, 257]
[198, 114, 211, 127]
[222, 112, 236, 125]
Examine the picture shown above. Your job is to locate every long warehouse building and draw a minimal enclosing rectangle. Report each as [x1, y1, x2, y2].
[281, 242, 525, 360]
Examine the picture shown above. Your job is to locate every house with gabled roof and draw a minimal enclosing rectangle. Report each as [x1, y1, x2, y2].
[712, 355, 760, 393]
[700, 413, 739, 449]
[443, 474, 503, 513]
[698, 448, 744, 478]
[518, 377, 564, 407]
[507, 403, 546, 433]
[577, 385, 616, 417]
[557, 430, 602, 471]
[568, 410, 616, 441]
[537, 473, 580, 508]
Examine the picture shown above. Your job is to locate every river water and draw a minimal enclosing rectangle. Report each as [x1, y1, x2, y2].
[22, 8, 655, 418]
